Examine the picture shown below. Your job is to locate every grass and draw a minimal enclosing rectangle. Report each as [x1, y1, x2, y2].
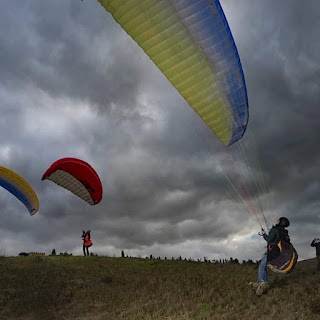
[0, 255, 319, 319]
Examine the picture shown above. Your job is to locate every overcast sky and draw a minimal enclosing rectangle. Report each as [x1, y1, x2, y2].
[0, 0, 319, 262]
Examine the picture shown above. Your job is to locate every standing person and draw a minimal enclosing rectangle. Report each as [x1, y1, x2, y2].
[311, 238, 320, 270]
[82, 230, 86, 256]
[249, 217, 290, 296]
[83, 230, 93, 256]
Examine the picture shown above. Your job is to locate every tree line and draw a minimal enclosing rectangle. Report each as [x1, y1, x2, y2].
[121, 250, 258, 265]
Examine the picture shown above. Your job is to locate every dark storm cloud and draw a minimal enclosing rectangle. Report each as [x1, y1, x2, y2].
[0, 0, 145, 121]
[223, 0, 320, 228]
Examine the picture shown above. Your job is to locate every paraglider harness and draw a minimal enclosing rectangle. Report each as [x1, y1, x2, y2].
[262, 226, 298, 274]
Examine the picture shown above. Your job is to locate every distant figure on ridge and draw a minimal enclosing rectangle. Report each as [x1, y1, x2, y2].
[311, 238, 320, 270]
[82, 230, 93, 256]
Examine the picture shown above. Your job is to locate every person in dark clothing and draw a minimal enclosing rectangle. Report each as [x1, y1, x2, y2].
[82, 230, 87, 256]
[249, 217, 290, 296]
[311, 238, 320, 270]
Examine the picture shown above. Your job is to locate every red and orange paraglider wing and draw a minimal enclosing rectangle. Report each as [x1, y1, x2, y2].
[42, 158, 103, 205]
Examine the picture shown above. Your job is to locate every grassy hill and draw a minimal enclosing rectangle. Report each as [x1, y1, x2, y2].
[0, 255, 319, 319]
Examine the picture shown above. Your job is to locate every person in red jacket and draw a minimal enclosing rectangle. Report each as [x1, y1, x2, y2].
[82, 230, 93, 256]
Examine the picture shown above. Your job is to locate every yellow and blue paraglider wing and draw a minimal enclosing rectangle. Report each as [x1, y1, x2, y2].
[98, 0, 249, 146]
[0, 166, 39, 215]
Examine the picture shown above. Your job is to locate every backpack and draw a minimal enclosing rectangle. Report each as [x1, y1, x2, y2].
[267, 227, 298, 274]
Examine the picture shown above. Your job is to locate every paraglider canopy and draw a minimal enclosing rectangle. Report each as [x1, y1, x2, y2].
[0, 165, 39, 215]
[98, 0, 249, 146]
[42, 158, 103, 205]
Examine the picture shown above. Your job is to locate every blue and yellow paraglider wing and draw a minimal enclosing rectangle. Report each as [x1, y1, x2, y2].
[98, 0, 249, 146]
[0, 166, 39, 215]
